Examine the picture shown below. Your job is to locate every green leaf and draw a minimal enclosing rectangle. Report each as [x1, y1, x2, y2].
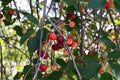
[23, 65, 33, 80]
[82, 62, 101, 79]
[37, 71, 42, 79]
[54, 0, 60, 2]
[66, 5, 75, 13]
[109, 61, 120, 74]
[33, 57, 39, 65]
[14, 72, 23, 80]
[44, 71, 62, 80]
[56, 58, 67, 69]
[27, 36, 39, 53]
[101, 30, 109, 38]
[73, 49, 79, 56]
[108, 50, 120, 60]
[109, 61, 120, 79]
[14, 26, 23, 36]
[114, 0, 120, 12]
[20, 29, 34, 45]
[27, 28, 49, 53]
[2, 0, 12, 6]
[22, 12, 39, 25]
[101, 37, 116, 49]
[82, 53, 100, 79]
[2, 7, 11, 21]
[65, 0, 74, 5]
[87, 0, 106, 9]
[83, 52, 99, 63]
[23, 65, 33, 74]
[100, 72, 113, 80]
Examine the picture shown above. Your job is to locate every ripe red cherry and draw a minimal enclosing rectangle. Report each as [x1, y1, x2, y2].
[77, 57, 82, 63]
[57, 43, 64, 49]
[48, 32, 57, 40]
[63, 49, 69, 56]
[41, 51, 49, 59]
[66, 13, 72, 18]
[88, 51, 93, 56]
[105, 2, 110, 9]
[57, 35, 64, 43]
[2, 19, 7, 23]
[0, 13, 3, 18]
[40, 64, 47, 72]
[37, 50, 49, 59]
[70, 14, 76, 20]
[8, 10, 14, 16]
[52, 44, 58, 51]
[98, 67, 104, 74]
[69, 21, 75, 28]
[72, 41, 78, 48]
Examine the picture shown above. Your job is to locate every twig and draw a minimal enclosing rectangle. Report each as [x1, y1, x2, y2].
[32, 41, 52, 80]
[0, 43, 8, 80]
[46, 0, 54, 15]
[29, 0, 33, 15]
[96, 9, 103, 52]
[13, 0, 20, 19]
[0, 37, 29, 58]
[33, 0, 47, 79]
[36, 0, 40, 20]
[108, 10, 120, 50]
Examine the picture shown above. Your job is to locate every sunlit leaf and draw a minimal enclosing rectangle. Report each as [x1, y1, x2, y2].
[20, 29, 34, 45]
[22, 12, 39, 25]
[101, 37, 116, 49]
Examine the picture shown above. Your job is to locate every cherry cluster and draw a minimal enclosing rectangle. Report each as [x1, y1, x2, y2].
[0, 9, 14, 23]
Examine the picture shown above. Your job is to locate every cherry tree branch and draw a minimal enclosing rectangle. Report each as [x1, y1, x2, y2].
[46, 17, 82, 80]
[29, 0, 33, 15]
[33, 0, 47, 79]
[108, 10, 120, 50]
[36, 0, 40, 20]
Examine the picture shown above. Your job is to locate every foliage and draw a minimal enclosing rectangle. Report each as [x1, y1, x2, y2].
[0, 0, 120, 80]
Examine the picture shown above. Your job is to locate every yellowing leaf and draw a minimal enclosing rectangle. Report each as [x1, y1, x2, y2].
[114, 20, 120, 25]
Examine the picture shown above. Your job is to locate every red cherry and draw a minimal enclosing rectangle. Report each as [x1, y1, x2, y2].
[66, 38, 74, 46]
[88, 51, 93, 56]
[41, 51, 49, 59]
[48, 32, 57, 40]
[51, 64, 58, 71]
[105, 2, 110, 9]
[52, 44, 58, 51]
[57, 43, 64, 49]
[8, 10, 14, 16]
[37, 50, 49, 59]
[40, 64, 47, 72]
[2, 19, 7, 23]
[63, 49, 69, 56]
[0, 13, 3, 18]
[98, 67, 104, 74]
[70, 14, 76, 20]
[57, 35, 64, 43]
[68, 34, 74, 40]
[66, 13, 72, 18]
[77, 57, 82, 63]
[72, 41, 78, 48]
[69, 21, 75, 28]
